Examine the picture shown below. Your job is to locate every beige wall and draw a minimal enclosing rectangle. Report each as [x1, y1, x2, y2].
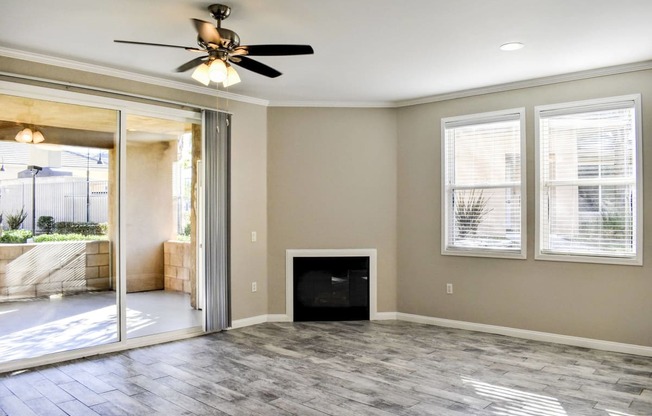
[397, 70, 652, 347]
[267, 107, 398, 314]
[229, 100, 269, 320]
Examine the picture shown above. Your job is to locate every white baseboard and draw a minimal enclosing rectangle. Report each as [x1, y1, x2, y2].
[230, 314, 291, 329]
[267, 314, 292, 322]
[229, 311, 652, 357]
[396, 313, 652, 357]
[373, 312, 398, 321]
[230, 315, 268, 329]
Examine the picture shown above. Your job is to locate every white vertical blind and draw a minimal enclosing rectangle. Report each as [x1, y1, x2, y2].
[443, 110, 524, 255]
[538, 100, 638, 258]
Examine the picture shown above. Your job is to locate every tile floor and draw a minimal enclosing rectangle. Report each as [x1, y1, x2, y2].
[1, 321, 650, 415]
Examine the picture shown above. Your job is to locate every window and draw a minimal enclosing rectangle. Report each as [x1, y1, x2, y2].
[441, 108, 526, 258]
[536, 95, 642, 265]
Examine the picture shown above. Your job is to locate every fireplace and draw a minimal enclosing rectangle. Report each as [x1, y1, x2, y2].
[286, 249, 377, 321]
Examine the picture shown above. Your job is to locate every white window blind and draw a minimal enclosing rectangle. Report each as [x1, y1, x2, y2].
[442, 109, 525, 257]
[537, 96, 640, 263]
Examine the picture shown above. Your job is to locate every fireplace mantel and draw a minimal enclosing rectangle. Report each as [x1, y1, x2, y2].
[285, 248, 378, 321]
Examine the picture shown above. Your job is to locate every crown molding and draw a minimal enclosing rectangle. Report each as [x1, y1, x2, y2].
[268, 100, 396, 108]
[0, 46, 269, 107]
[396, 60, 652, 108]
[1, 46, 651, 109]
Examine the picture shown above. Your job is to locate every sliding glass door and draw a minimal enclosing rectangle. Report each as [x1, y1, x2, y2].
[124, 114, 202, 338]
[0, 93, 119, 363]
[0, 84, 212, 371]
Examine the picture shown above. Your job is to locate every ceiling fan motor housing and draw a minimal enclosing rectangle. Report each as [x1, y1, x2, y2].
[218, 28, 240, 49]
[208, 4, 231, 21]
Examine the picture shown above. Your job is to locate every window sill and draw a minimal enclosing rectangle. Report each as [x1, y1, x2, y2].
[442, 247, 526, 260]
[535, 252, 642, 266]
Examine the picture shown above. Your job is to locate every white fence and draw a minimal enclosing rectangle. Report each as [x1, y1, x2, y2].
[0, 177, 108, 232]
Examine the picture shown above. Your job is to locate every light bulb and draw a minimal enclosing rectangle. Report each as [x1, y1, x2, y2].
[32, 130, 45, 144]
[223, 65, 241, 87]
[208, 60, 228, 83]
[15, 128, 33, 143]
[191, 63, 211, 86]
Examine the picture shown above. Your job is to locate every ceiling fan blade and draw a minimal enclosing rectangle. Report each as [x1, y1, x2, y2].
[192, 18, 222, 46]
[234, 44, 314, 56]
[176, 56, 208, 72]
[114, 40, 203, 52]
[230, 56, 281, 78]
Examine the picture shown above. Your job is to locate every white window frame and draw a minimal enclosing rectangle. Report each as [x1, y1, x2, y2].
[535, 94, 643, 266]
[441, 108, 527, 259]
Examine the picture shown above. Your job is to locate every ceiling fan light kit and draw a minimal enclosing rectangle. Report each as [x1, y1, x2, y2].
[114, 4, 314, 87]
[223, 65, 241, 87]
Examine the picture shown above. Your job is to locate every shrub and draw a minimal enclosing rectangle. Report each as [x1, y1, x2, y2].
[6, 208, 28, 230]
[37, 216, 55, 234]
[34, 233, 107, 243]
[454, 189, 492, 239]
[54, 221, 104, 236]
[0, 229, 32, 243]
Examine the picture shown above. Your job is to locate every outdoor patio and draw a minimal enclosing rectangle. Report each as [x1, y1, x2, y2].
[0, 290, 202, 364]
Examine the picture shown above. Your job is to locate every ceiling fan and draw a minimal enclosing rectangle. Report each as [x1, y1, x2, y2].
[114, 3, 314, 87]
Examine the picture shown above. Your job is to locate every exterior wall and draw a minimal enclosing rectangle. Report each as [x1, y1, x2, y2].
[125, 140, 176, 292]
[163, 240, 192, 294]
[0, 240, 110, 301]
[397, 69, 652, 347]
[267, 107, 398, 315]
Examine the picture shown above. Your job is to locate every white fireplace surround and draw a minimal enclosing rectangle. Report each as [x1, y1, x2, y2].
[286, 248, 378, 321]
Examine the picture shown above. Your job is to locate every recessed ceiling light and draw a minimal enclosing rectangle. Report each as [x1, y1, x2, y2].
[500, 42, 524, 51]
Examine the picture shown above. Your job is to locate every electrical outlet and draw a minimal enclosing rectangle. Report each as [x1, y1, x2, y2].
[251, 282, 257, 292]
[446, 283, 453, 294]
[251, 231, 257, 242]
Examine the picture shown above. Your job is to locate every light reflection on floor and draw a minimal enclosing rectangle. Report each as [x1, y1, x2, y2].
[462, 376, 569, 416]
[0, 291, 202, 363]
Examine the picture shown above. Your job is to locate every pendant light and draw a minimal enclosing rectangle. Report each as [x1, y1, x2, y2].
[15, 127, 46, 144]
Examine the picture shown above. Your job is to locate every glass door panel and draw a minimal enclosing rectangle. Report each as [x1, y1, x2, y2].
[0, 93, 118, 363]
[125, 114, 201, 338]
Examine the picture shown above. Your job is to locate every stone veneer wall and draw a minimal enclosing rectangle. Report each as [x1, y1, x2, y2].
[0, 240, 110, 301]
[163, 241, 192, 294]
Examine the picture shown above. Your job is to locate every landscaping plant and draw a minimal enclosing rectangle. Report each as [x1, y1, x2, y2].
[37, 216, 56, 234]
[6, 208, 28, 230]
[454, 189, 492, 239]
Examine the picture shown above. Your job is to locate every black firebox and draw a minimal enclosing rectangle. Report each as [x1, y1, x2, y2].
[293, 256, 369, 321]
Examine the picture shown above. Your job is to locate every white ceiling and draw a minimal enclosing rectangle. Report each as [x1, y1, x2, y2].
[1, 0, 652, 106]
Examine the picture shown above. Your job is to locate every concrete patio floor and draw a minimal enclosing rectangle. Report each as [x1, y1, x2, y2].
[0, 290, 202, 364]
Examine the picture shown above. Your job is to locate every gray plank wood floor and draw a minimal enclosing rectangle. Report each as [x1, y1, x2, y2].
[1, 321, 651, 415]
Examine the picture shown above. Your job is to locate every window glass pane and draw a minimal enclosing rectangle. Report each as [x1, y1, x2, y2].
[538, 100, 638, 260]
[0, 93, 119, 364]
[541, 184, 634, 256]
[450, 188, 521, 250]
[446, 120, 522, 187]
[443, 111, 524, 256]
